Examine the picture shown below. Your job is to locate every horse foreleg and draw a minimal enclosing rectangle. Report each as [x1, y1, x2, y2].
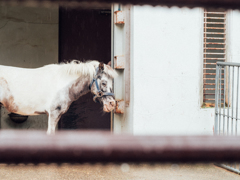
[47, 111, 61, 135]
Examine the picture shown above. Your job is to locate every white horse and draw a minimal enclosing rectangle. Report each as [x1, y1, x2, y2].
[0, 60, 117, 134]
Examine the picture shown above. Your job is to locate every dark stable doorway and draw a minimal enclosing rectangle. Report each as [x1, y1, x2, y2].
[58, 7, 111, 130]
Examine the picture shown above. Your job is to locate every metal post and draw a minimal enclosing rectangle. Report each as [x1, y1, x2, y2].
[223, 66, 226, 134]
[219, 66, 222, 134]
[236, 67, 239, 135]
[215, 64, 220, 135]
[227, 66, 230, 135]
[232, 67, 234, 135]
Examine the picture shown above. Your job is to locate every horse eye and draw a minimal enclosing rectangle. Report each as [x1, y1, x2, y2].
[102, 82, 107, 86]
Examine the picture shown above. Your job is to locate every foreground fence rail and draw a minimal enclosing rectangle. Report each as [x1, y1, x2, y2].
[2, 0, 240, 9]
[1, 130, 240, 164]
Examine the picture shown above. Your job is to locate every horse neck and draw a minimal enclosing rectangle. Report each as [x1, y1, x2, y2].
[68, 76, 91, 101]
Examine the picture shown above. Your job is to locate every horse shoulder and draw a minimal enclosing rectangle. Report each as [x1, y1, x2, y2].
[0, 77, 18, 113]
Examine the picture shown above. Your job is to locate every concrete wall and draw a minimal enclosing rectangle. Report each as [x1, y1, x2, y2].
[0, 6, 58, 130]
[131, 6, 215, 135]
[227, 10, 240, 64]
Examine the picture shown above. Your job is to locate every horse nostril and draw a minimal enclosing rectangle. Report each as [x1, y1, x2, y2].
[110, 101, 115, 107]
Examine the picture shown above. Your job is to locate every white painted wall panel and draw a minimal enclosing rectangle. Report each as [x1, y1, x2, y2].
[227, 10, 240, 64]
[132, 6, 215, 135]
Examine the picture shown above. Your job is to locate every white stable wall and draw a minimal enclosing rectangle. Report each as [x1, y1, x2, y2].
[227, 10, 240, 64]
[131, 6, 215, 135]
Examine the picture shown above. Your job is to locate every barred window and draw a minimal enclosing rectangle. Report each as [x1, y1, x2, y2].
[203, 9, 226, 107]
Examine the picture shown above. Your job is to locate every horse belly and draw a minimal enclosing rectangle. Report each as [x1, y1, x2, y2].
[13, 97, 50, 116]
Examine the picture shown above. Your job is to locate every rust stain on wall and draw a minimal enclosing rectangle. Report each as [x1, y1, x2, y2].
[115, 100, 124, 114]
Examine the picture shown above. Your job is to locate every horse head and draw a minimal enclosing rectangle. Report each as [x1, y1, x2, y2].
[89, 62, 118, 112]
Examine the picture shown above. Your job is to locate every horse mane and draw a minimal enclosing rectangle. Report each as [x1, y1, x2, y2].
[59, 60, 117, 80]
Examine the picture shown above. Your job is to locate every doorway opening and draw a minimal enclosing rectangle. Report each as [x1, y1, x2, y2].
[58, 7, 112, 130]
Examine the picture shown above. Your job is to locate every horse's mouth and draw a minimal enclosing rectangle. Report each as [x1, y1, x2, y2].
[103, 106, 114, 112]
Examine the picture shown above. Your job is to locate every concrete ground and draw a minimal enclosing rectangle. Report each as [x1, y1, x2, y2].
[0, 163, 240, 180]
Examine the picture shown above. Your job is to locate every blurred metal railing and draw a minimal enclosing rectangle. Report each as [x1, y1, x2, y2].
[215, 62, 240, 174]
[1, 130, 240, 164]
[2, 0, 240, 9]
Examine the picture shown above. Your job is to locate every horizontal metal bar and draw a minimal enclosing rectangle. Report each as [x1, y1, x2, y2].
[205, 43, 225, 45]
[217, 62, 240, 67]
[205, 27, 225, 29]
[205, 48, 226, 50]
[204, 32, 225, 34]
[0, 0, 239, 11]
[204, 83, 224, 85]
[204, 98, 224, 101]
[203, 60, 225, 62]
[206, 22, 225, 24]
[203, 53, 226, 55]
[204, 73, 224, 75]
[203, 68, 224, 70]
[204, 93, 223, 95]
[204, 88, 223, 90]
[204, 63, 217, 65]
[204, 78, 224, 81]
[204, 58, 225, 60]
[202, 103, 224, 107]
[204, 17, 226, 19]
[204, 99, 215, 101]
[2, 131, 240, 163]
[204, 37, 226, 39]
[203, 68, 217, 70]
[204, 12, 226, 14]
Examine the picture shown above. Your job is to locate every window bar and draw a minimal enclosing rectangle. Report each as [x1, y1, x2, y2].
[205, 43, 225, 45]
[204, 58, 225, 60]
[232, 67, 234, 135]
[227, 66, 230, 135]
[219, 66, 222, 134]
[205, 11, 225, 15]
[203, 9, 207, 106]
[223, 66, 226, 134]
[215, 64, 219, 135]
[236, 67, 239, 135]
[222, 13, 226, 134]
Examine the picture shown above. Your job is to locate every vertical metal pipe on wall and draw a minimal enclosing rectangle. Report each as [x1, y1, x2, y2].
[236, 67, 239, 135]
[227, 66, 230, 135]
[232, 67, 234, 135]
[219, 66, 222, 134]
[223, 66, 226, 133]
[214, 64, 219, 135]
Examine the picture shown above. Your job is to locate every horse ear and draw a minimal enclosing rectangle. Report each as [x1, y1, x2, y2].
[99, 62, 104, 70]
[107, 61, 111, 66]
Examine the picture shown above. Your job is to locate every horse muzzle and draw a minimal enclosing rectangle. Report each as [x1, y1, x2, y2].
[103, 100, 116, 112]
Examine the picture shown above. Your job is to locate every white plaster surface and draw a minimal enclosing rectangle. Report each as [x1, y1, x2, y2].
[227, 10, 240, 64]
[132, 6, 215, 135]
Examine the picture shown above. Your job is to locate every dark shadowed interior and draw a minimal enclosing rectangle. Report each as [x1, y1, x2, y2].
[58, 7, 111, 130]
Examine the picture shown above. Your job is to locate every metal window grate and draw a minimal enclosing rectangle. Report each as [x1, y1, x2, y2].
[203, 9, 226, 107]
